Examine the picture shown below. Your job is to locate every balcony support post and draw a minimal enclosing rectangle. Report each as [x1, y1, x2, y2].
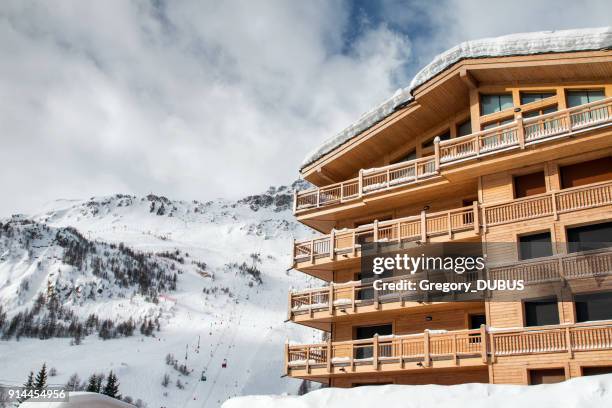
[566, 327, 573, 359]
[516, 116, 525, 148]
[310, 240, 314, 264]
[452, 333, 458, 365]
[327, 338, 332, 373]
[551, 191, 559, 220]
[284, 342, 289, 376]
[287, 290, 293, 321]
[373, 219, 379, 242]
[420, 210, 427, 243]
[352, 231, 357, 256]
[306, 347, 311, 374]
[316, 189, 320, 208]
[373, 334, 379, 370]
[434, 136, 441, 172]
[480, 324, 488, 363]
[473, 201, 480, 234]
[329, 229, 335, 260]
[423, 330, 431, 367]
[328, 284, 334, 315]
[358, 169, 363, 198]
[489, 331, 497, 363]
[308, 291, 313, 318]
[447, 211, 452, 238]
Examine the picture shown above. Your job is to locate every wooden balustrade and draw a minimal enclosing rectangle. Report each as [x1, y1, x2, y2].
[294, 97, 612, 212]
[286, 322, 612, 374]
[287, 328, 484, 372]
[293, 204, 478, 263]
[489, 248, 612, 284]
[293, 180, 612, 266]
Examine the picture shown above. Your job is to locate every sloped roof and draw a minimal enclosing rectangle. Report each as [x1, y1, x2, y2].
[301, 26, 612, 170]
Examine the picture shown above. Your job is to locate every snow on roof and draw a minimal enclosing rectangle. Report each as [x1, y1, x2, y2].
[301, 27, 612, 170]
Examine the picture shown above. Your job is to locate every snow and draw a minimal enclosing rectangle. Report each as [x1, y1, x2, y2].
[301, 27, 612, 169]
[222, 374, 612, 408]
[0, 188, 322, 408]
[21, 392, 134, 407]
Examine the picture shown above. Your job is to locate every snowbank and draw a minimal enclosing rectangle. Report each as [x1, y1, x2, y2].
[20, 392, 135, 407]
[222, 374, 612, 408]
[301, 27, 612, 169]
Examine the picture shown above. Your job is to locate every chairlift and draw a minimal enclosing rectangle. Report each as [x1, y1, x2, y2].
[222, 359, 227, 368]
[200, 371, 207, 381]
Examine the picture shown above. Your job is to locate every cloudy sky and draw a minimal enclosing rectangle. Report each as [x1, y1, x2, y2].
[0, 0, 610, 215]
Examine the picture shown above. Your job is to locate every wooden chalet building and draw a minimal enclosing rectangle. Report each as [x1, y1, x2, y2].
[285, 28, 612, 387]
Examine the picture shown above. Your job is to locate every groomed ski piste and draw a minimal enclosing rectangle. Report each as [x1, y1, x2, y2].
[222, 374, 612, 408]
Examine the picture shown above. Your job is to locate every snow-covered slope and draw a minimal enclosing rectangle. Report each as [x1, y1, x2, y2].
[0, 182, 322, 408]
[223, 374, 612, 408]
[301, 26, 612, 169]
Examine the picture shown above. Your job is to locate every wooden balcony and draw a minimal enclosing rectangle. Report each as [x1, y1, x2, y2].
[289, 248, 612, 326]
[294, 97, 612, 214]
[286, 327, 487, 378]
[489, 248, 612, 285]
[285, 321, 612, 378]
[292, 179, 612, 272]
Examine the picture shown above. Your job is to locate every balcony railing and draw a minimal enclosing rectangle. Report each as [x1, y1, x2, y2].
[290, 248, 612, 317]
[290, 270, 482, 316]
[295, 97, 612, 212]
[293, 179, 612, 265]
[489, 248, 612, 285]
[285, 327, 486, 374]
[285, 321, 612, 375]
[294, 204, 478, 263]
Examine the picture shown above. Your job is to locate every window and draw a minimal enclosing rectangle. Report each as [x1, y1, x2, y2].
[457, 119, 472, 137]
[513, 171, 546, 198]
[560, 157, 612, 189]
[520, 92, 556, 105]
[524, 298, 559, 327]
[469, 314, 486, 329]
[522, 105, 558, 119]
[482, 117, 514, 130]
[566, 89, 605, 108]
[354, 324, 392, 359]
[481, 94, 513, 115]
[566, 222, 612, 253]
[519, 232, 553, 260]
[582, 366, 612, 376]
[422, 130, 450, 148]
[575, 292, 612, 323]
[529, 368, 565, 385]
[393, 149, 416, 164]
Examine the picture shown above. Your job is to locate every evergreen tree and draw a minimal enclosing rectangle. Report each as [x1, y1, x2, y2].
[102, 371, 120, 399]
[34, 363, 48, 390]
[86, 374, 102, 393]
[23, 371, 34, 390]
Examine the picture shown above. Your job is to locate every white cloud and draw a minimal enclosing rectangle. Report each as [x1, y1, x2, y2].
[0, 0, 609, 216]
[0, 0, 411, 215]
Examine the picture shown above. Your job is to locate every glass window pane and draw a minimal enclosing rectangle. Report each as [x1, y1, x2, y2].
[586, 90, 605, 103]
[499, 94, 514, 111]
[481, 95, 497, 115]
[519, 232, 552, 260]
[520, 92, 556, 104]
[567, 91, 589, 107]
[457, 119, 472, 136]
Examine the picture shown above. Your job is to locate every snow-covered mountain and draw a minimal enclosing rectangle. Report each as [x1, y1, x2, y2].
[0, 181, 321, 408]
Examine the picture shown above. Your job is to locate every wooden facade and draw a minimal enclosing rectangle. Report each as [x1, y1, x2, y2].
[286, 50, 612, 387]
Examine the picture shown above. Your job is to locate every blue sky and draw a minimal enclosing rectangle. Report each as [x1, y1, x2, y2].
[0, 0, 610, 215]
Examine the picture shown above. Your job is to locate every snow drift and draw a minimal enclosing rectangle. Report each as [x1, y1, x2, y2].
[301, 27, 612, 169]
[20, 392, 134, 408]
[222, 374, 612, 408]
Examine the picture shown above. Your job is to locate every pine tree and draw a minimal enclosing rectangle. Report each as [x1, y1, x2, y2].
[102, 371, 120, 399]
[24, 371, 34, 389]
[34, 363, 48, 390]
[86, 374, 101, 393]
[19, 372, 35, 403]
